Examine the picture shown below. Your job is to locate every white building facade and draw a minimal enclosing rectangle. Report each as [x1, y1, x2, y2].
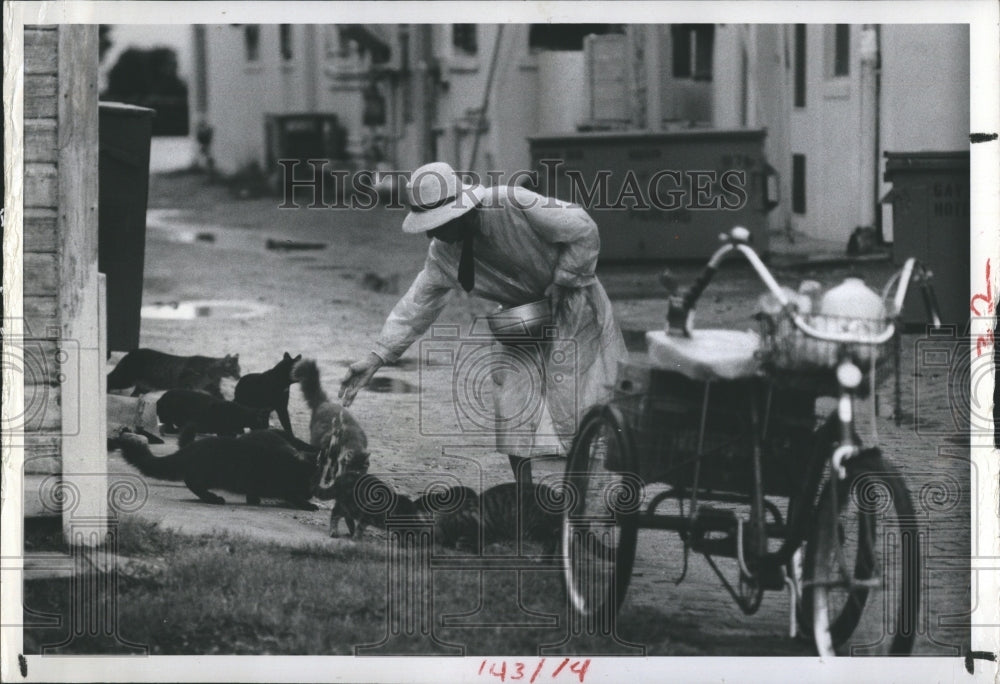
[190, 23, 969, 246]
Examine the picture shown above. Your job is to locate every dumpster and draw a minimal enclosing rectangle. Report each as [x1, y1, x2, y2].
[883, 151, 970, 328]
[98, 102, 155, 353]
[529, 129, 777, 260]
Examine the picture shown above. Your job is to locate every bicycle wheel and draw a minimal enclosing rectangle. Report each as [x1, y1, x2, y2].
[804, 451, 919, 656]
[562, 405, 641, 618]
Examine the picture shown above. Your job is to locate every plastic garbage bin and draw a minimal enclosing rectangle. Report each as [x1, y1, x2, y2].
[883, 151, 970, 329]
[98, 102, 155, 353]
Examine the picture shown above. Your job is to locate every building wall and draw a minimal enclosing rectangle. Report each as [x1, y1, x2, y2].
[23, 26, 64, 473]
[788, 24, 868, 242]
[878, 24, 970, 240]
[22, 24, 104, 503]
[198, 24, 347, 176]
[394, 25, 541, 181]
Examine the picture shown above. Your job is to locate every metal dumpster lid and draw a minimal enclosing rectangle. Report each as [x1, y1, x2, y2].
[883, 150, 969, 173]
[528, 127, 768, 145]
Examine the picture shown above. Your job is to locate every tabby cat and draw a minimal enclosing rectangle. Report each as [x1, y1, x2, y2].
[451, 482, 562, 554]
[112, 427, 321, 510]
[327, 450, 420, 538]
[107, 348, 240, 397]
[293, 358, 368, 498]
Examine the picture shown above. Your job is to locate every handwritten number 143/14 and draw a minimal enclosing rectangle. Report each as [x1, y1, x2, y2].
[478, 658, 591, 683]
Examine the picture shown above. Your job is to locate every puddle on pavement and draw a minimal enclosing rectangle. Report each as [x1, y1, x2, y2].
[150, 229, 218, 244]
[266, 238, 328, 252]
[141, 300, 273, 320]
[365, 377, 417, 394]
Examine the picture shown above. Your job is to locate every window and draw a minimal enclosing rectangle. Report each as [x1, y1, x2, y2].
[671, 24, 714, 81]
[826, 24, 850, 77]
[452, 24, 478, 56]
[794, 24, 806, 108]
[528, 24, 624, 51]
[279, 24, 293, 61]
[244, 25, 260, 62]
[792, 154, 807, 215]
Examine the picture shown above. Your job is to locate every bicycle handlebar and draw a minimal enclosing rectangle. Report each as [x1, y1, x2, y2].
[668, 227, 943, 344]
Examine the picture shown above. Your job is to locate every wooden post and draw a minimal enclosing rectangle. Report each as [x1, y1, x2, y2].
[56, 25, 106, 545]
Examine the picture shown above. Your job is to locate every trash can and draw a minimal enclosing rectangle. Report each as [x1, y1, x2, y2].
[883, 151, 970, 329]
[529, 129, 777, 260]
[98, 102, 155, 353]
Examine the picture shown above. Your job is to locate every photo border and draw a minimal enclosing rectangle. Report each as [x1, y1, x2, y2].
[3, 1, 997, 682]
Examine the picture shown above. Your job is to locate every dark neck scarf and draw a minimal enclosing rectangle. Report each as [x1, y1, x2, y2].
[458, 230, 475, 292]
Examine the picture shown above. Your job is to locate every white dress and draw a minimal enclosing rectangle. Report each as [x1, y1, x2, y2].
[372, 185, 628, 456]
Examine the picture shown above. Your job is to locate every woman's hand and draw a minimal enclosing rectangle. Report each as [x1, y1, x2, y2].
[545, 283, 574, 320]
[338, 352, 384, 407]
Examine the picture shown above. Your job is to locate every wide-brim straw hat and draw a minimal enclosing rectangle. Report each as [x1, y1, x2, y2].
[402, 162, 487, 234]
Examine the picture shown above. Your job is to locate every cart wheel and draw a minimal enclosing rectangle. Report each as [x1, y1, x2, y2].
[804, 452, 919, 656]
[562, 405, 641, 618]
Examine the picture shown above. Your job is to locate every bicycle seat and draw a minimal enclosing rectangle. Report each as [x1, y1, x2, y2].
[645, 329, 762, 381]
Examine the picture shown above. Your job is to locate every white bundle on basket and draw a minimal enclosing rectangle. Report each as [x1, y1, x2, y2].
[758, 277, 889, 373]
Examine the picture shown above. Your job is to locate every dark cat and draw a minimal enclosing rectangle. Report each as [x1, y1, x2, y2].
[234, 352, 302, 434]
[156, 389, 270, 437]
[293, 358, 368, 498]
[107, 348, 240, 397]
[176, 423, 319, 454]
[847, 225, 879, 256]
[112, 427, 321, 510]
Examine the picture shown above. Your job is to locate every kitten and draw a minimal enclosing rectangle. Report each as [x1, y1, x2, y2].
[112, 428, 321, 510]
[107, 348, 240, 397]
[234, 352, 302, 434]
[156, 388, 269, 437]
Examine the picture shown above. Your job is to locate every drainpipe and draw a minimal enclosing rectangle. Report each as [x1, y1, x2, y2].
[414, 24, 435, 162]
[304, 25, 318, 112]
[858, 25, 879, 232]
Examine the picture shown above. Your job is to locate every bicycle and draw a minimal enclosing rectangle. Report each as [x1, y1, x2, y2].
[560, 226, 942, 656]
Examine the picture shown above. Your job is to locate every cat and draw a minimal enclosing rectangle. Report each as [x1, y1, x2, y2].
[112, 427, 322, 510]
[107, 348, 240, 397]
[234, 352, 302, 434]
[474, 483, 562, 554]
[847, 225, 879, 256]
[330, 463, 559, 554]
[414, 485, 482, 551]
[156, 389, 270, 437]
[292, 358, 369, 499]
[327, 449, 420, 538]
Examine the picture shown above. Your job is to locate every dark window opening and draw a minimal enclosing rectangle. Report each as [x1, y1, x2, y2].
[792, 154, 807, 215]
[794, 24, 806, 107]
[452, 24, 478, 56]
[280, 24, 293, 61]
[833, 24, 850, 76]
[671, 24, 714, 81]
[244, 25, 260, 62]
[528, 24, 624, 51]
